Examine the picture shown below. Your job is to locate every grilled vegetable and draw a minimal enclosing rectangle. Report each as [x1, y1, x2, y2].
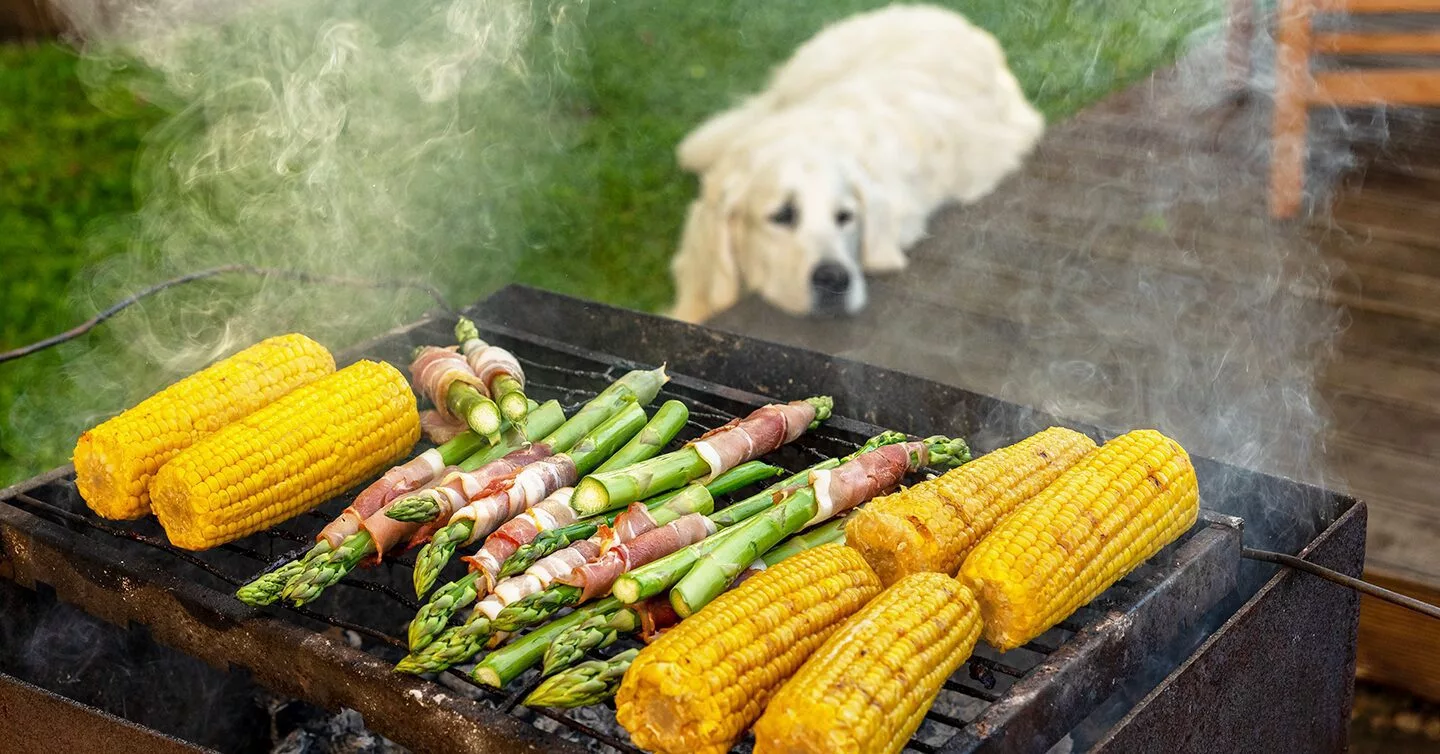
[959, 428, 1199, 651]
[614, 543, 881, 754]
[74, 333, 335, 520]
[570, 397, 833, 516]
[410, 344, 500, 439]
[752, 572, 982, 754]
[471, 596, 623, 687]
[846, 426, 1096, 586]
[525, 648, 638, 709]
[149, 360, 417, 550]
[455, 318, 530, 423]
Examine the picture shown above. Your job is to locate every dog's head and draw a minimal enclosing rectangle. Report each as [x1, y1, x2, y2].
[671, 142, 876, 321]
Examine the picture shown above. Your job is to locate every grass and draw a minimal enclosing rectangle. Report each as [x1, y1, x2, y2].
[0, 0, 1217, 486]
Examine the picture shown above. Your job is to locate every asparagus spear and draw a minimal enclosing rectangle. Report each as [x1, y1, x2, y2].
[277, 402, 566, 606]
[593, 400, 688, 473]
[525, 648, 638, 708]
[499, 460, 782, 580]
[472, 597, 622, 688]
[385, 402, 648, 523]
[235, 425, 499, 606]
[405, 462, 779, 653]
[409, 367, 669, 595]
[569, 396, 833, 516]
[542, 518, 847, 676]
[670, 436, 969, 616]
[455, 318, 530, 423]
[608, 431, 908, 605]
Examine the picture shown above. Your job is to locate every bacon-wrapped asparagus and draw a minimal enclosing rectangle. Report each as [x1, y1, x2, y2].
[403, 461, 780, 653]
[396, 484, 715, 673]
[455, 318, 530, 423]
[405, 367, 669, 596]
[670, 436, 969, 616]
[232, 403, 551, 606]
[411, 344, 502, 440]
[278, 409, 568, 605]
[570, 397, 833, 517]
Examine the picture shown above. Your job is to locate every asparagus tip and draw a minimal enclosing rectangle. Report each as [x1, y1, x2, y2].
[455, 317, 479, 344]
[806, 396, 835, 426]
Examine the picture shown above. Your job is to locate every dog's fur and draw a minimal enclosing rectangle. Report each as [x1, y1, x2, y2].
[668, 4, 1045, 322]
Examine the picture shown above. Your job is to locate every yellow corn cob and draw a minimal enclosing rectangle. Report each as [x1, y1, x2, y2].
[148, 359, 419, 550]
[74, 333, 335, 520]
[753, 572, 982, 754]
[959, 428, 1199, 651]
[845, 426, 1096, 586]
[615, 543, 881, 754]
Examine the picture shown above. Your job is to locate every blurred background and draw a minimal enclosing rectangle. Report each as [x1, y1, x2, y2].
[2, 0, 1438, 749]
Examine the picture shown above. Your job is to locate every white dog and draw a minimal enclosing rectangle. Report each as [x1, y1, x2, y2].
[668, 4, 1044, 322]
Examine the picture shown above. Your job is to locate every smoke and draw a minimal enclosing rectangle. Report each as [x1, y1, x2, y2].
[4, 0, 585, 473]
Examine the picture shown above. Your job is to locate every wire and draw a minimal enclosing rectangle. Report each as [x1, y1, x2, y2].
[0, 263, 455, 364]
[1242, 547, 1440, 621]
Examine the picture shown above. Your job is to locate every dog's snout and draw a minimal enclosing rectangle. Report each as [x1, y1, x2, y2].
[811, 262, 852, 295]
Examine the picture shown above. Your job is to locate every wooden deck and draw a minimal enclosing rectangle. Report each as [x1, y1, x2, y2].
[707, 46, 1440, 698]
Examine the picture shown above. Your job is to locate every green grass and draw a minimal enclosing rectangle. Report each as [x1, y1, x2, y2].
[0, 0, 1216, 486]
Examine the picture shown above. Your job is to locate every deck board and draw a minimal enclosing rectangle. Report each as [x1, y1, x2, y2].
[706, 44, 1440, 597]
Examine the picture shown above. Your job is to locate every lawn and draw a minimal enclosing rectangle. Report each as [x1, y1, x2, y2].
[0, 0, 1218, 486]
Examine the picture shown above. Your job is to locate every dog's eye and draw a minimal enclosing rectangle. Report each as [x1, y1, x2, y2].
[835, 209, 854, 226]
[767, 201, 797, 228]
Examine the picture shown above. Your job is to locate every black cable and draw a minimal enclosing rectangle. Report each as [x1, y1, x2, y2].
[1242, 547, 1440, 621]
[0, 263, 454, 364]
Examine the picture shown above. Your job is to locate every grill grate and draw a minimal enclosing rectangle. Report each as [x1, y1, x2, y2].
[0, 313, 1241, 754]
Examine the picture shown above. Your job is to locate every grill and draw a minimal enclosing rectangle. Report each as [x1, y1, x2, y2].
[0, 285, 1365, 753]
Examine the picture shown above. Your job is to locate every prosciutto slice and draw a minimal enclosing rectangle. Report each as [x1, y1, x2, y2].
[636, 596, 680, 642]
[356, 443, 552, 562]
[316, 449, 450, 548]
[688, 400, 818, 482]
[560, 513, 717, 602]
[466, 487, 581, 585]
[409, 346, 487, 421]
[806, 441, 930, 526]
[460, 335, 526, 390]
[611, 502, 661, 542]
[449, 454, 579, 545]
[420, 409, 468, 444]
[473, 539, 603, 620]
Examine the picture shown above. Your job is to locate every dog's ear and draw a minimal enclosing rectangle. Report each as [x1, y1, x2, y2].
[668, 180, 741, 323]
[848, 161, 907, 273]
[677, 98, 768, 174]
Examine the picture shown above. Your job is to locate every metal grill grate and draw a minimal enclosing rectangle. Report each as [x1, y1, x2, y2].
[0, 314, 1241, 754]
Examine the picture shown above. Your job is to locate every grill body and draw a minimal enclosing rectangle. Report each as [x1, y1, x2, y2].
[0, 285, 1362, 752]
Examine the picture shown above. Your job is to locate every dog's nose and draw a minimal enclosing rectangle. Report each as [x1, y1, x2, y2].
[811, 262, 852, 296]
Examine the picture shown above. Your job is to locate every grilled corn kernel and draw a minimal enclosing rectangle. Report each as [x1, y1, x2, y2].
[615, 543, 881, 754]
[846, 426, 1095, 586]
[74, 333, 335, 520]
[959, 429, 1199, 650]
[149, 360, 418, 549]
[754, 572, 982, 754]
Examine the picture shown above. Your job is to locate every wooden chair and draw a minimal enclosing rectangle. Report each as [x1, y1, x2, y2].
[1235, 0, 1440, 218]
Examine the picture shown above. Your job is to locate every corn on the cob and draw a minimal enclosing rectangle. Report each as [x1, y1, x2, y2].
[845, 426, 1095, 586]
[74, 333, 335, 520]
[753, 572, 982, 754]
[615, 542, 881, 754]
[959, 428, 1199, 651]
[149, 360, 419, 550]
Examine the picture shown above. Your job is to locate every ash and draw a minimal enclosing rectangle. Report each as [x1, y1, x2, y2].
[264, 693, 409, 754]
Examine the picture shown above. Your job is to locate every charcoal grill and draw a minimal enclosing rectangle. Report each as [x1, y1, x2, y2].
[0, 285, 1364, 753]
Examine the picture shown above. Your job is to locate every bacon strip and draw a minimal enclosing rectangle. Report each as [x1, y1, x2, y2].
[806, 441, 930, 526]
[420, 409, 469, 444]
[449, 454, 579, 545]
[467, 488, 580, 585]
[687, 400, 818, 481]
[409, 346, 487, 421]
[316, 449, 449, 548]
[355, 443, 552, 563]
[636, 596, 680, 642]
[560, 513, 717, 602]
[473, 539, 603, 619]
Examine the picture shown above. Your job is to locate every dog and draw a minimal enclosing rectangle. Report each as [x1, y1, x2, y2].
[668, 4, 1044, 322]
